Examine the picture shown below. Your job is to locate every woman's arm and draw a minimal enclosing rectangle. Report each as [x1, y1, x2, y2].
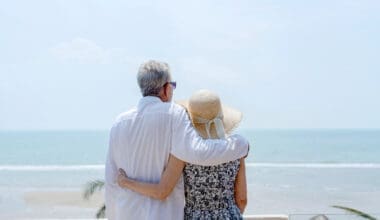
[117, 154, 185, 201]
[234, 158, 247, 213]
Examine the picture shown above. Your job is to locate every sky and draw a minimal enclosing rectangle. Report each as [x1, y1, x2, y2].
[1, 0, 379, 130]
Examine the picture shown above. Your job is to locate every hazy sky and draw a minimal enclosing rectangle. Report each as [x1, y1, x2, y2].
[1, 0, 379, 130]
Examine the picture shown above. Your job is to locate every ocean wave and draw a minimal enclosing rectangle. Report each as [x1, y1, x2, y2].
[0, 165, 104, 171]
[1, 163, 380, 171]
[245, 163, 380, 168]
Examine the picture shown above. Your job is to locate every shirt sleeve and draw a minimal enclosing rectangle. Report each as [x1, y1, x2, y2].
[105, 126, 118, 220]
[170, 105, 249, 166]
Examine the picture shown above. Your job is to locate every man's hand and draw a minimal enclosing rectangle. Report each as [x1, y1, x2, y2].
[117, 168, 128, 187]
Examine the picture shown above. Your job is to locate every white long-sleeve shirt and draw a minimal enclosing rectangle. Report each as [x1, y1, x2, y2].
[105, 96, 249, 220]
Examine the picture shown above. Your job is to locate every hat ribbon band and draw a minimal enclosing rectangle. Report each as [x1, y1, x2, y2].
[192, 112, 226, 139]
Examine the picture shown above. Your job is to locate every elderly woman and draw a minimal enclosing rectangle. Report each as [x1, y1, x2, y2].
[117, 90, 247, 219]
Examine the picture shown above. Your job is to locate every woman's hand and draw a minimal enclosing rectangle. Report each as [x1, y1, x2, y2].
[117, 168, 128, 188]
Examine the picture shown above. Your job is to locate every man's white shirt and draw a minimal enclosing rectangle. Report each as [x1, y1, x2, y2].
[105, 96, 248, 220]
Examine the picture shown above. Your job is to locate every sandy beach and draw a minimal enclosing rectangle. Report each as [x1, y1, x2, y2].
[1, 185, 378, 219]
[6, 189, 290, 219]
[24, 191, 103, 208]
[6, 179, 365, 220]
[1, 190, 103, 219]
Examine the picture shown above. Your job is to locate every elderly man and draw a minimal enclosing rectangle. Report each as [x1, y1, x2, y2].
[105, 60, 249, 220]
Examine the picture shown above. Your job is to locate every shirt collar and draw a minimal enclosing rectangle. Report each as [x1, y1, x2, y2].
[137, 96, 163, 111]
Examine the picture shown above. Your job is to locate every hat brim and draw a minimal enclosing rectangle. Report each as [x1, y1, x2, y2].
[176, 99, 242, 134]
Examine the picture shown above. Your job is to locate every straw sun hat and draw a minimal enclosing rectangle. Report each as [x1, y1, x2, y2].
[177, 90, 242, 139]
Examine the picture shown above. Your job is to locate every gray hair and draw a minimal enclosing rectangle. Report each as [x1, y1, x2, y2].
[137, 60, 171, 97]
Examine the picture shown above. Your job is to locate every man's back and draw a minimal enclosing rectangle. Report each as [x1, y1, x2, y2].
[106, 96, 185, 220]
[106, 60, 248, 220]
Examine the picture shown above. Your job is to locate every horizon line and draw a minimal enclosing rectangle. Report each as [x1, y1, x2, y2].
[2, 163, 380, 171]
[1, 128, 380, 132]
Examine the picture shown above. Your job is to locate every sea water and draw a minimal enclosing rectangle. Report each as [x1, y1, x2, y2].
[0, 129, 379, 217]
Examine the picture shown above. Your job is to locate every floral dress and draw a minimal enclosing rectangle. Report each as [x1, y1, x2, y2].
[183, 159, 242, 220]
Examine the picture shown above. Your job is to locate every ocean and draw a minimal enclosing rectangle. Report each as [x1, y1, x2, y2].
[0, 129, 379, 218]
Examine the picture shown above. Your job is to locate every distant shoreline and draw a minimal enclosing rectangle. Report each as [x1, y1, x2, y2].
[2, 163, 380, 171]
[1, 128, 380, 132]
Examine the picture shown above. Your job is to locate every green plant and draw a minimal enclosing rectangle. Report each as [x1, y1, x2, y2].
[83, 180, 106, 219]
[332, 205, 377, 220]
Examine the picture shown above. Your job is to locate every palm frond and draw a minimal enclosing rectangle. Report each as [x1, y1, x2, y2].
[310, 214, 329, 220]
[332, 205, 377, 220]
[83, 179, 105, 200]
[96, 204, 106, 219]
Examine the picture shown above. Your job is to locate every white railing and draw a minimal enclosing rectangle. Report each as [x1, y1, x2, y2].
[244, 215, 289, 220]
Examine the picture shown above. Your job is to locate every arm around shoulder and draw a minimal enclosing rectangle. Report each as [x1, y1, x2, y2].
[171, 106, 250, 166]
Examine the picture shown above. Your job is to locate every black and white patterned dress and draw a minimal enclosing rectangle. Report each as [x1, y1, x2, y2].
[183, 159, 243, 220]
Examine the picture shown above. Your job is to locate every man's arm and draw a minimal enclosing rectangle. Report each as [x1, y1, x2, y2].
[170, 105, 249, 166]
[105, 127, 118, 220]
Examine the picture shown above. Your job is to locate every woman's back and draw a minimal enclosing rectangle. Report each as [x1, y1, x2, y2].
[183, 159, 242, 220]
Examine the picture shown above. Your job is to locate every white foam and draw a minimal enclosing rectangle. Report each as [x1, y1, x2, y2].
[245, 163, 380, 168]
[0, 165, 104, 171]
[1, 163, 380, 171]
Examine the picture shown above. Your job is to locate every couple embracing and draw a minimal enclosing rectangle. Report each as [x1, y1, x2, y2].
[105, 60, 250, 220]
